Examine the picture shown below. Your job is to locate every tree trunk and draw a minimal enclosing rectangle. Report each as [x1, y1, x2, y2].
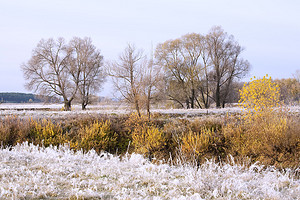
[186, 99, 190, 109]
[64, 100, 72, 111]
[147, 102, 150, 120]
[135, 98, 141, 117]
[215, 82, 221, 108]
[82, 102, 87, 110]
[191, 88, 195, 109]
[147, 89, 151, 120]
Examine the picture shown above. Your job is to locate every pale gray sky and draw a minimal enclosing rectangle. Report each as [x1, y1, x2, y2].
[1, 0, 299, 96]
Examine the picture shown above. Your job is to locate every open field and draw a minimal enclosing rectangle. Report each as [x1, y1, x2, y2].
[0, 103, 299, 199]
[1, 103, 300, 119]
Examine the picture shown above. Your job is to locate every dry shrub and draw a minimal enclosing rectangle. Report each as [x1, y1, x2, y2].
[31, 119, 68, 147]
[0, 117, 68, 147]
[132, 125, 165, 156]
[188, 117, 223, 133]
[126, 113, 166, 158]
[180, 128, 214, 160]
[224, 75, 300, 167]
[77, 120, 118, 153]
[0, 116, 34, 146]
[162, 119, 187, 157]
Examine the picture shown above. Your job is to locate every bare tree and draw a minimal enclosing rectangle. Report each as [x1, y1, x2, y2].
[142, 54, 163, 119]
[206, 26, 250, 108]
[22, 37, 105, 111]
[21, 38, 76, 111]
[69, 37, 105, 110]
[294, 70, 300, 83]
[196, 34, 212, 109]
[155, 39, 190, 108]
[155, 27, 250, 109]
[156, 34, 206, 109]
[107, 44, 145, 116]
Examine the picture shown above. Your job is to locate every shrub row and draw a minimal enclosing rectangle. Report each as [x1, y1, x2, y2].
[0, 111, 299, 169]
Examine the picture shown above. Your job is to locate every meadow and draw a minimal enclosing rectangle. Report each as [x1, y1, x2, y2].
[0, 101, 299, 199]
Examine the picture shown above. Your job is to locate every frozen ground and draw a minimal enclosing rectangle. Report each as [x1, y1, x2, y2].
[0, 143, 299, 199]
[1, 103, 299, 119]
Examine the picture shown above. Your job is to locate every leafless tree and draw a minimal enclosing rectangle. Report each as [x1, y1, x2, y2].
[206, 26, 250, 108]
[180, 33, 204, 108]
[106, 44, 146, 116]
[294, 70, 300, 83]
[156, 34, 206, 109]
[22, 37, 105, 111]
[155, 26, 250, 109]
[196, 34, 212, 109]
[155, 39, 190, 108]
[21, 38, 76, 111]
[141, 55, 163, 119]
[68, 37, 105, 110]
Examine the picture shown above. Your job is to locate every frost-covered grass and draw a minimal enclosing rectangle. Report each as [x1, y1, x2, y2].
[1, 103, 299, 120]
[0, 103, 244, 120]
[0, 143, 299, 199]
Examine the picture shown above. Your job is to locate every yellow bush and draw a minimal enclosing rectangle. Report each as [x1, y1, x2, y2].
[125, 112, 148, 131]
[224, 75, 297, 166]
[238, 75, 288, 138]
[180, 127, 215, 160]
[78, 120, 117, 152]
[239, 75, 281, 122]
[32, 119, 67, 147]
[126, 112, 165, 157]
[132, 125, 165, 155]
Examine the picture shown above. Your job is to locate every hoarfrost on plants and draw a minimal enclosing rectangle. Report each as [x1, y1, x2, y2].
[0, 143, 299, 199]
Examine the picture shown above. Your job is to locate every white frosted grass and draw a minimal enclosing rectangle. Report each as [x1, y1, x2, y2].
[1, 103, 299, 120]
[0, 143, 299, 199]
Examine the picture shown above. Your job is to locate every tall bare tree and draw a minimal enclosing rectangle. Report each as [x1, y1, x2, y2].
[155, 39, 190, 108]
[155, 26, 250, 109]
[197, 34, 212, 108]
[21, 38, 76, 111]
[22, 37, 105, 111]
[180, 33, 204, 108]
[156, 34, 205, 109]
[142, 54, 163, 119]
[206, 26, 250, 108]
[69, 37, 105, 110]
[107, 44, 145, 116]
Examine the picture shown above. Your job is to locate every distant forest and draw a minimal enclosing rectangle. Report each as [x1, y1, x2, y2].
[0, 93, 42, 103]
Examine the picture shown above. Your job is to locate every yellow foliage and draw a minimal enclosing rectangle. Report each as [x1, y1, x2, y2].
[125, 112, 148, 131]
[238, 75, 287, 134]
[126, 112, 165, 156]
[181, 127, 215, 158]
[239, 75, 281, 121]
[78, 120, 117, 152]
[32, 119, 67, 147]
[224, 75, 294, 164]
[132, 125, 165, 155]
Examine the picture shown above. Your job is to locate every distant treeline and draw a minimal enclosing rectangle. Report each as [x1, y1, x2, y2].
[0, 93, 42, 103]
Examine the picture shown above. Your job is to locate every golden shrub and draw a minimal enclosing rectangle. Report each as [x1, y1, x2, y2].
[78, 120, 117, 152]
[238, 75, 288, 140]
[180, 127, 215, 159]
[132, 125, 165, 155]
[32, 119, 67, 147]
[239, 75, 281, 122]
[224, 75, 299, 166]
[125, 112, 148, 131]
[126, 112, 165, 157]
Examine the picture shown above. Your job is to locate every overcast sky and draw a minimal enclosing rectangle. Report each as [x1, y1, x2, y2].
[1, 0, 299, 96]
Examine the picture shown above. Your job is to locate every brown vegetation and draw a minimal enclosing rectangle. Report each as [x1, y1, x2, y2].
[0, 111, 298, 169]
